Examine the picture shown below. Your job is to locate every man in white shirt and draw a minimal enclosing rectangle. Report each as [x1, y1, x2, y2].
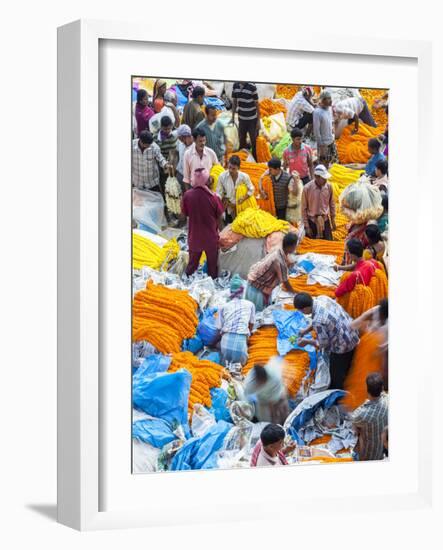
[286, 87, 315, 132]
[333, 95, 377, 138]
[216, 154, 255, 222]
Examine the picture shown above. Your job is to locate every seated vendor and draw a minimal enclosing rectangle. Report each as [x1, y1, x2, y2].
[334, 239, 380, 297]
[363, 224, 386, 263]
[250, 423, 295, 468]
[245, 232, 298, 312]
[217, 275, 256, 366]
[244, 360, 289, 425]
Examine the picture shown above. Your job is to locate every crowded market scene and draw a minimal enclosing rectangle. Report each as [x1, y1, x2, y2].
[131, 78, 389, 473]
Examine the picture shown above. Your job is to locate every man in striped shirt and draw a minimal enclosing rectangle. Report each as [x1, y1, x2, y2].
[231, 82, 261, 160]
[351, 372, 388, 461]
[195, 105, 226, 162]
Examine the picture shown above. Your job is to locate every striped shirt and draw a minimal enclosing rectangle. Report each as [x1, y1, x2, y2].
[286, 91, 315, 128]
[271, 170, 293, 209]
[217, 298, 256, 335]
[351, 393, 388, 461]
[312, 296, 360, 354]
[132, 139, 167, 190]
[195, 118, 226, 161]
[248, 248, 289, 296]
[232, 82, 259, 121]
[156, 130, 178, 161]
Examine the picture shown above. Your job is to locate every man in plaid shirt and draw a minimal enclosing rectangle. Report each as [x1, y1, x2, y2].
[132, 130, 169, 191]
[351, 372, 388, 461]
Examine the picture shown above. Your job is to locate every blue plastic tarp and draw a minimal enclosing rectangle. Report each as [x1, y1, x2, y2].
[208, 387, 232, 422]
[132, 369, 192, 427]
[182, 335, 204, 354]
[285, 389, 346, 444]
[140, 354, 171, 374]
[204, 96, 226, 110]
[272, 309, 317, 371]
[197, 307, 220, 346]
[132, 417, 177, 448]
[170, 420, 232, 470]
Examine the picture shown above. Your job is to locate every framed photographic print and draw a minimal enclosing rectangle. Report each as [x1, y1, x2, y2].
[57, 19, 433, 531]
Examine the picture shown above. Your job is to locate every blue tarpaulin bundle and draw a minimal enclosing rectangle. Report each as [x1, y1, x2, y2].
[170, 420, 232, 470]
[132, 369, 192, 427]
[140, 354, 171, 374]
[182, 335, 204, 354]
[197, 307, 220, 346]
[284, 389, 346, 444]
[208, 387, 232, 422]
[272, 309, 317, 371]
[132, 417, 177, 448]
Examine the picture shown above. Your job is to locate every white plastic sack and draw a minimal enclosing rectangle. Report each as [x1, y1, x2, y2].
[260, 112, 287, 143]
[133, 188, 167, 233]
[224, 122, 239, 152]
[132, 439, 160, 473]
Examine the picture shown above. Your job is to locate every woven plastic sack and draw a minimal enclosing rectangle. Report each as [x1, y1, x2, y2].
[339, 178, 383, 224]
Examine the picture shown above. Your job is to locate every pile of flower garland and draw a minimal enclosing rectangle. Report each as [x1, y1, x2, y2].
[288, 274, 336, 299]
[132, 233, 180, 271]
[359, 88, 388, 129]
[168, 351, 224, 413]
[336, 122, 381, 164]
[296, 237, 345, 263]
[243, 326, 310, 398]
[132, 282, 198, 353]
[232, 207, 289, 238]
[235, 183, 258, 214]
[342, 331, 384, 410]
[259, 98, 287, 118]
[256, 135, 272, 163]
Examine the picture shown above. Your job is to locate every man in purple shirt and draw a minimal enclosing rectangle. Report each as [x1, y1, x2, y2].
[181, 168, 224, 279]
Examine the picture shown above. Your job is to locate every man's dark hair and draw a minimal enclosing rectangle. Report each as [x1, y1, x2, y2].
[379, 298, 388, 324]
[376, 159, 388, 175]
[368, 138, 381, 151]
[228, 155, 241, 167]
[139, 130, 154, 145]
[381, 192, 388, 211]
[293, 292, 313, 310]
[192, 86, 205, 99]
[291, 128, 303, 139]
[347, 238, 364, 258]
[192, 127, 206, 140]
[268, 158, 282, 170]
[252, 364, 268, 384]
[160, 115, 173, 128]
[205, 105, 217, 115]
[260, 423, 286, 447]
[365, 224, 382, 244]
[366, 372, 384, 398]
[136, 88, 148, 103]
[282, 232, 298, 250]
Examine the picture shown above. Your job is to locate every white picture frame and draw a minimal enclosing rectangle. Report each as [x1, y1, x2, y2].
[57, 19, 434, 531]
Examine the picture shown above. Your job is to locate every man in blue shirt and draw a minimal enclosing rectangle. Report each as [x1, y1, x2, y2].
[365, 138, 386, 176]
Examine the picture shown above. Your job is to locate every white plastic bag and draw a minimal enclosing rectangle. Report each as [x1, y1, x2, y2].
[132, 439, 160, 473]
[132, 188, 167, 232]
[191, 404, 216, 438]
[223, 122, 239, 153]
[261, 112, 287, 143]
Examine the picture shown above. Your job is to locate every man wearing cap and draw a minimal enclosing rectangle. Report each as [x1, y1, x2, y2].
[313, 90, 337, 167]
[301, 164, 336, 240]
[176, 124, 194, 191]
[286, 87, 316, 132]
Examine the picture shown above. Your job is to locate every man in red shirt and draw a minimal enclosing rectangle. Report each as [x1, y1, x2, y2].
[181, 167, 224, 279]
[335, 239, 379, 297]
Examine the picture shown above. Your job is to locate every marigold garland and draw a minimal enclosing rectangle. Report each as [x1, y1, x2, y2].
[168, 351, 224, 413]
[132, 282, 198, 353]
[235, 183, 258, 214]
[359, 88, 388, 129]
[210, 164, 225, 191]
[342, 331, 384, 410]
[132, 233, 180, 271]
[296, 237, 345, 263]
[336, 266, 387, 319]
[336, 122, 381, 164]
[243, 326, 310, 398]
[259, 98, 287, 118]
[232, 207, 289, 238]
[256, 135, 272, 163]
[288, 274, 336, 299]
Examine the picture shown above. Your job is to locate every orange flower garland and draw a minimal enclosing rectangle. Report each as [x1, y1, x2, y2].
[296, 237, 345, 263]
[275, 84, 299, 99]
[368, 268, 388, 304]
[342, 331, 384, 410]
[259, 98, 287, 118]
[288, 274, 336, 299]
[336, 122, 381, 164]
[132, 282, 198, 353]
[256, 135, 272, 163]
[243, 326, 310, 398]
[168, 351, 224, 413]
[336, 266, 387, 318]
[359, 88, 388, 129]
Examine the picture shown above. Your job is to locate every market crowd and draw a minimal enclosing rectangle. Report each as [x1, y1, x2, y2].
[132, 79, 389, 466]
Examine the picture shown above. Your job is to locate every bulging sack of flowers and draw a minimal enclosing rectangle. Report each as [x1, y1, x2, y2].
[339, 179, 383, 224]
[260, 112, 287, 143]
